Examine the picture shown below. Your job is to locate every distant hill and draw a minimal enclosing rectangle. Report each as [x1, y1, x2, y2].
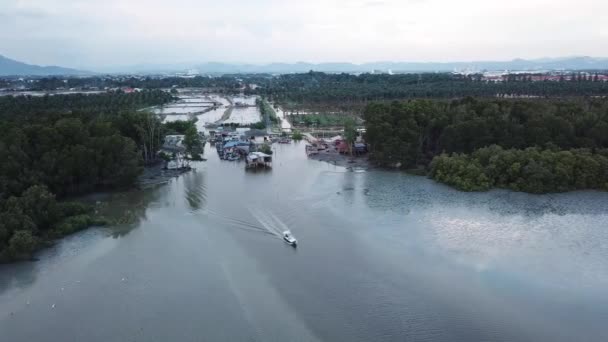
[3, 54, 608, 76]
[189, 57, 608, 74]
[0, 55, 88, 76]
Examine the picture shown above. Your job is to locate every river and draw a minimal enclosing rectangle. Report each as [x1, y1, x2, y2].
[1, 143, 607, 341]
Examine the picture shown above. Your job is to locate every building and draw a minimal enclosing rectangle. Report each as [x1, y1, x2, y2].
[163, 135, 185, 152]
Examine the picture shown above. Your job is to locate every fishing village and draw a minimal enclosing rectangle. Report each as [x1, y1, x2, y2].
[151, 89, 370, 174]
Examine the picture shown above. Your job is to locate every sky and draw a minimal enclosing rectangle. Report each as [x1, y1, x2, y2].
[1, 0, 607, 70]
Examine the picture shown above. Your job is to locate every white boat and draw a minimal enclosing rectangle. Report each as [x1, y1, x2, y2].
[283, 231, 297, 247]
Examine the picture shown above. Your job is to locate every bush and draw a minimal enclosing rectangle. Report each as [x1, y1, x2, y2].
[258, 144, 273, 155]
[250, 121, 266, 129]
[429, 146, 608, 193]
[159, 151, 172, 161]
[57, 201, 92, 217]
[164, 120, 196, 135]
[52, 215, 94, 236]
[292, 130, 303, 141]
[7, 230, 38, 260]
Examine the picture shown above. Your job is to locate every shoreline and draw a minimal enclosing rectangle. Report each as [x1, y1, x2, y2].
[307, 148, 371, 169]
[138, 163, 195, 189]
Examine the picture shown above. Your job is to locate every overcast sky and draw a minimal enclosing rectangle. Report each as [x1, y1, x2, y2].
[1, 0, 607, 69]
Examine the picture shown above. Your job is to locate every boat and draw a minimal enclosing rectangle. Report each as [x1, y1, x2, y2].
[278, 138, 292, 144]
[283, 231, 297, 247]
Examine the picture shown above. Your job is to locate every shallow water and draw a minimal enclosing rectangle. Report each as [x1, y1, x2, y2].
[152, 105, 212, 115]
[231, 95, 257, 106]
[222, 106, 261, 125]
[194, 107, 228, 127]
[1, 143, 607, 341]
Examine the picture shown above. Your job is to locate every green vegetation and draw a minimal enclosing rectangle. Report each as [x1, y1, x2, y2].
[0, 90, 173, 120]
[7, 72, 608, 106]
[258, 144, 273, 155]
[292, 130, 303, 141]
[0, 91, 175, 262]
[258, 72, 608, 105]
[430, 146, 608, 193]
[0, 185, 104, 262]
[364, 97, 608, 193]
[164, 119, 197, 134]
[343, 118, 357, 155]
[218, 121, 267, 129]
[23, 76, 243, 92]
[287, 113, 362, 127]
[184, 125, 204, 161]
[114, 111, 165, 165]
[249, 121, 267, 130]
[0, 115, 143, 197]
[258, 98, 279, 124]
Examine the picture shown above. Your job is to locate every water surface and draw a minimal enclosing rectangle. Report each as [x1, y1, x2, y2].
[1, 143, 607, 341]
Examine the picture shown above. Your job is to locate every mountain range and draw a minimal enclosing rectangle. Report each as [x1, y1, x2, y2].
[187, 57, 608, 74]
[2, 54, 608, 76]
[0, 55, 86, 76]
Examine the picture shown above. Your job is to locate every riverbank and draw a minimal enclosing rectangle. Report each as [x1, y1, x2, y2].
[308, 147, 370, 169]
[0, 162, 196, 264]
[138, 163, 194, 189]
[0, 194, 109, 264]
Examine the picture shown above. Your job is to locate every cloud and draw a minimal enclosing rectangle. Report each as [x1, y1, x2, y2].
[0, 0, 607, 69]
[364, 1, 387, 6]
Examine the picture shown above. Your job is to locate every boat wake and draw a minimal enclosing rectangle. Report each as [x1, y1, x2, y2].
[248, 207, 291, 239]
[203, 208, 275, 236]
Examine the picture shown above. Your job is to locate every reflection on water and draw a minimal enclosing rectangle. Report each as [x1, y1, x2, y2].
[0, 262, 37, 295]
[92, 187, 164, 235]
[360, 170, 608, 217]
[1, 143, 608, 342]
[183, 169, 208, 212]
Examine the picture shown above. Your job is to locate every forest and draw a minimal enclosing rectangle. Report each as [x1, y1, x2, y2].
[363, 97, 608, 193]
[6, 72, 608, 108]
[429, 146, 608, 193]
[256, 72, 608, 106]
[7, 76, 248, 92]
[287, 113, 363, 128]
[0, 91, 176, 262]
[0, 89, 173, 119]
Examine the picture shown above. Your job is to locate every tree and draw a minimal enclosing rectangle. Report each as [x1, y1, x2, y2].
[18, 185, 60, 228]
[133, 112, 163, 164]
[292, 130, 303, 141]
[7, 230, 37, 259]
[258, 143, 273, 155]
[0, 91, 174, 261]
[343, 118, 357, 156]
[164, 120, 195, 135]
[183, 126, 203, 161]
